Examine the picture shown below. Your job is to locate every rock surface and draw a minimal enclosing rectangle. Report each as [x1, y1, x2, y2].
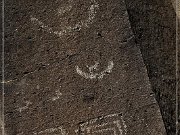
[124, 0, 179, 134]
[4, 0, 166, 135]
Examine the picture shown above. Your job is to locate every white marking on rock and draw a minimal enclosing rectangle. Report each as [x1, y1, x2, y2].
[78, 113, 127, 135]
[87, 61, 99, 73]
[92, 128, 117, 135]
[83, 0, 99, 27]
[76, 60, 114, 79]
[104, 113, 119, 118]
[16, 101, 32, 113]
[33, 126, 68, 135]
[30, 0, 99, 37]
[81, 120, 123, 135]
[113, 120, 123, 135]
[1, 79, 17, 84]
[52, 90, 63, 101]
[30, 17, 65, 37]
[121, 115, 127, 134]
[98, 61, 114, 79]
[57, 5, 72, 16]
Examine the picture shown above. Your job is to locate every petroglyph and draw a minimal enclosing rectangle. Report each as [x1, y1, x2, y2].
[16, 101, 32, 113]
[77, 113, 127, 135]
[84, 0, 99, 27]
[32, 113, 126, 135]
[31, 0, 99, 37]
[0, 79, 17, 84]
[1, 80, 13, 84]
[87, 61, 99, 73]
[57, 1, 72, 16]
[92, 128, 117, 134]
[33, 126, 68, 135]
[76, 61, 114, 79]
[52, 89, 63, 101]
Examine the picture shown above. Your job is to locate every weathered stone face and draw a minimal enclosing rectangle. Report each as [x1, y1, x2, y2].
[4, 0, 166, 135]
[171, 0, 180, 18]
[124, 0, 178, 134]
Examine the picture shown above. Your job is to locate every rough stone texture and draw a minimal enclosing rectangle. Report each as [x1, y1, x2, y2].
[171, 0, 180, 18]
[4, 0, 166, 135]
[0, 1, 5, 134]
[124, 0, 179, 134]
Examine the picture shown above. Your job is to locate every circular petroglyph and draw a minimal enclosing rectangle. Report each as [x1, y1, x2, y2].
[31, 0, 99, 37]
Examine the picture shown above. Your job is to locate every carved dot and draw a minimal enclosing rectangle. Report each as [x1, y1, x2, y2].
[82, 93, 95, 103]
[97, 32, 102, 37]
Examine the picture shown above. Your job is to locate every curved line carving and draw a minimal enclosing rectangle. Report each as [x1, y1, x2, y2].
[30, 0, 99, 37]
[76, 61, 114, 79]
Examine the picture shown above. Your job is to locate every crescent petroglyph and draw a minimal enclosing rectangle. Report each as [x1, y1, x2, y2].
[76, 61, 114, 79]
